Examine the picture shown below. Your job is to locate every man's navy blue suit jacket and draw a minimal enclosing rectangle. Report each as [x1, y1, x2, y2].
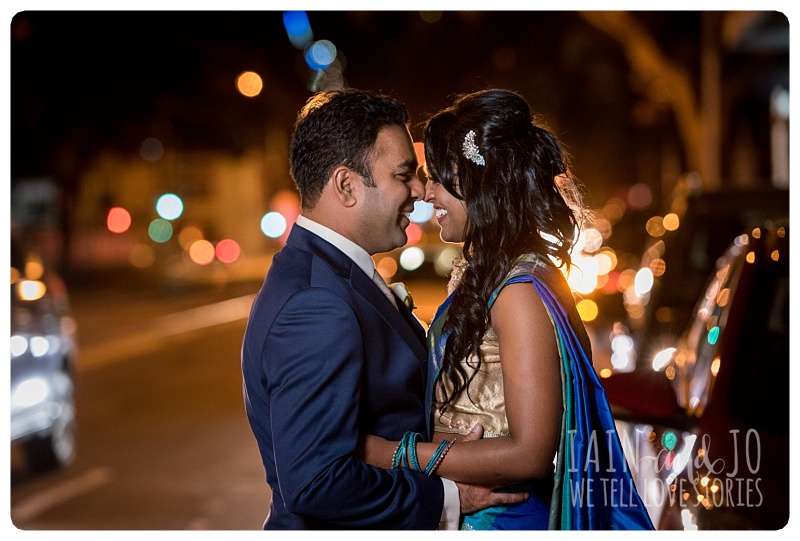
[242, 224, 445, 529]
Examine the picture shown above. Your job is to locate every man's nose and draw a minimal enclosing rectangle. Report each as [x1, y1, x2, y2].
[409, 174, 425, 201]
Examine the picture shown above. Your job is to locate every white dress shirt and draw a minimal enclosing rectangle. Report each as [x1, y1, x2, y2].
[294, 215, 460, 529]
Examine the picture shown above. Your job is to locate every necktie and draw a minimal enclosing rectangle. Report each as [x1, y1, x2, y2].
[372, 269, 398, 310]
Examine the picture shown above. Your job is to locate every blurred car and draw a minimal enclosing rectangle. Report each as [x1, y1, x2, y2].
[591, 183, 789, 373]
[10, 236, 79, 471]
[602, 219, 789, 529]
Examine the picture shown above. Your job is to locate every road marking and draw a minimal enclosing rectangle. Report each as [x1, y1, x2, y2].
[11, 466, 113, 522]
[77, 294, 256, 371]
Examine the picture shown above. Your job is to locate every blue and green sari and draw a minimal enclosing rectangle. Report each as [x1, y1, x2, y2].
[426, 254, 655, 530]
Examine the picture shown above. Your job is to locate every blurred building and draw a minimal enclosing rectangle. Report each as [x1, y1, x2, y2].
[9, 11, 789, 285]
[65, 134, 299, 284]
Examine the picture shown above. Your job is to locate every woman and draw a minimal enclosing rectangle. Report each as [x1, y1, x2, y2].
[363, 89, 654, 530]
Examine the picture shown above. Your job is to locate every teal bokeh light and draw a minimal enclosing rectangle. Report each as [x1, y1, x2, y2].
[149, 218, 173, 243]
[661, 431, 678, 451]
[707, 326, 720, 345]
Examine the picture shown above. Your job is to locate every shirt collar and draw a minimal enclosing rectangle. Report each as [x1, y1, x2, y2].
[295, 214, 376, 278]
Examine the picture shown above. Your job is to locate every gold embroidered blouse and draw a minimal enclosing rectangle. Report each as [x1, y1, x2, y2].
[432, 324, 509, 438]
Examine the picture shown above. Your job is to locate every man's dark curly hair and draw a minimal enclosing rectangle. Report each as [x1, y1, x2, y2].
[290, 88, 409, 210]
[424, 88, 586, 413]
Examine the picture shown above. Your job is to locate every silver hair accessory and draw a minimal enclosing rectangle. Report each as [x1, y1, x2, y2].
[462, 130, 485, 166]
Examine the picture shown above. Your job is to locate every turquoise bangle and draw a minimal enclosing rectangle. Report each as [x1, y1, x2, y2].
[397, 432, 411, 468]
[393, 431, 417, 469]
[424, 439, 451, 475]
[407, 432, 422, 471]
[425, 439, 455, 476]
[391, 438, 404, 468]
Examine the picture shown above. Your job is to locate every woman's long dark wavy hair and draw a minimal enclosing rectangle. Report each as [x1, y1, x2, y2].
[424, 89, 586, 413]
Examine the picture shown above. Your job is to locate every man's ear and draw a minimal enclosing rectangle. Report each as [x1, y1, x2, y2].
[330, 165, 360, 208]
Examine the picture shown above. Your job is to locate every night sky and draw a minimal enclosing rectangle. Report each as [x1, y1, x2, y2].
[9, 10, 790, 207]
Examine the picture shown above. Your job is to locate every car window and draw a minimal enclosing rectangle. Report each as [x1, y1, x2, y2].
[726, 228, 789, 433]
[670, 234, 747, 417]
[637, 189, 789, 342]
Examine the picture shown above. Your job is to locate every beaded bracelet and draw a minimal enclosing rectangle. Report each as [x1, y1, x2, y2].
[425, 439, 455, 476]
[391, 438, 405, 468]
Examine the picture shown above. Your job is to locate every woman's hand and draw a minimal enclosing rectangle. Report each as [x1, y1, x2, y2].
[356, 434, 397, 469]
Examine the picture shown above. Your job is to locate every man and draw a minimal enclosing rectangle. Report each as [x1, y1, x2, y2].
[241, 89, 524, 529]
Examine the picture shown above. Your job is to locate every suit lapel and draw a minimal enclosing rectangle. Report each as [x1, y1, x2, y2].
[286, 225, 428, 369]
[350, 267, 428, 366]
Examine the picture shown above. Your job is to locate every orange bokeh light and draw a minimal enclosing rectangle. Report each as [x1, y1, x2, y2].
[107, 207, 131, 233]
[188, 239, 215, 266]
[236, 71, 263, 97]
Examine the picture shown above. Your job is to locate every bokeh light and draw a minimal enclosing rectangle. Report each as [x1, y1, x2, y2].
[594, 249, 616, 275]
[375, 255, 398, 281]
[578, 228, 603, 253]
[140, 137, 164, 162]
[236, 71, 263, 97]
[663, 212, 680, 231]
[399, 246, 425, 271]
[434, 247, 460, 277]
[305, 40, 337, 70]
[603, 197, 626, 223]
[307, 56, 347, 92]
[270, 189, 301, 243]
[18, 279, 46, 301]
[405, 223, 422, 246]
[419, 11, 442, 23]
[627, 183, 653, 210]
[592, 217, 612, 239]
[283, 11, 313, 49]
[130, 244, 155, 268]
[156, 193, 183, 220]
[261, 211, 287, 238]
[215, 239, 241, 264]
[646, 216, 666, 237]
[707, 326, 720, 345]
[107, 207, 131, 233]
[617, 269, 637, 292]
[178, 225, 204, 249]
[610, 332, 636, 371]
[566, 257, 599, 294]
[652, 347, 676, 371]
[649, 258, 666, 277]
[409, 200, 434, 223]
[13, 378, 48, 406]
[10, 335, 28, 357]
[148, 218, 173, 243]
[24, 254, 44, 280]
[576, 299, 598, 322]
[188, 239, 215, 266]
[634, 267, 654, 296]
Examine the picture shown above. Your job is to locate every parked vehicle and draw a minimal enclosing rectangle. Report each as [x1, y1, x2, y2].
[602, 220, 789, 529]
[10, 236, 79, 471]
[592, 183, 789, 373]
